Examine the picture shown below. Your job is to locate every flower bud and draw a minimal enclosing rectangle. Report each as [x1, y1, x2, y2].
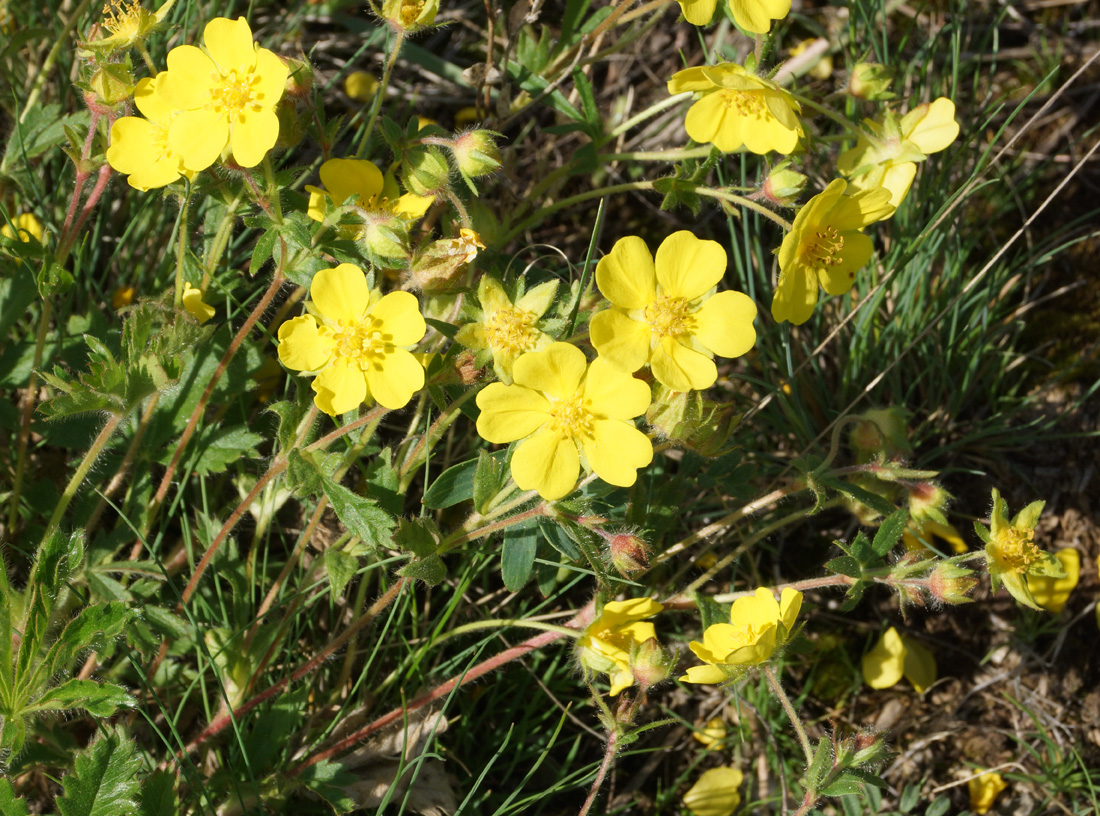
[762, 161, 807, 207]
[382, 0, 439, 31]
[344, 71, 378, 102]
[402, 145, 451, 196]
[88, 63, 135, 107]
[907, 481, 950, 524]
[408, 229, 485, 291]
[849, 63, 896, 100]
[454, 350, 484, 385]
[850, 729, 891, 768]
[607, 532, 650, 576]
[631, 637, 672, 691]
[361, 214, 410, 261]
[692, 717, 727, 749]
[451, 130, 502, 179]
[927, 561, 978, 605]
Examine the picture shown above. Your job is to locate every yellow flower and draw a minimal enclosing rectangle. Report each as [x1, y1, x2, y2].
[577, 597, 664, 696]
[475, 342, 652, 500]
[681, 588, 802, 684]
[1, 212, 44, 243]
[968, 771, 1007, 815]
[182, 282, 215, 323]
[903, 519, 967, 556]
[158, 17, 288, 171]
[590, 232, 757, 392]
[112, 286, 136, 309]
[82, 0, 176, 54]
[692, 717, 727, 749]
[975, 488, 1064, 611]
[682, 767, 743, 816]
[676, 0, 788, 32]
[107, 75, 194, 190]
[382, 0, 439, 31]
[344, 71, 378, 102]
[861, 627, 937, 693]
[838, 98, 960, 213]
[772, 178, 894, 325]
[456, 275, 557, 383]
[277, 263, 426, 415]
[668, 64, 802, 155]
[1026, 548, 1080, 614]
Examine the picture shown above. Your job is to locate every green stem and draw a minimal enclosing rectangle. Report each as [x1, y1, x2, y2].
[14, 0, 93, 129]
[763, 663, 814, 767]
[203, 192, 244, 279]
[600, 146, 713, 163]
[439, 618, 579, 641]
[7, 300, 52, 535]
[608, 92, 690, 140]
[41, 413, 125, 545]
[440, 505, 547, 553]
[261, 156, 283, 223]
[693, 186, 793, 230]
[398, 388, 479, 488]
[355, 29, 405, 158]
[174, 192, 190, 308]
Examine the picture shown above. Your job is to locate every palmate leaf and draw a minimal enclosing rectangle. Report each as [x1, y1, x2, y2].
[41, 601, 133, 681]
[0, 778, 30, 816]
[56, 729, 142, 816]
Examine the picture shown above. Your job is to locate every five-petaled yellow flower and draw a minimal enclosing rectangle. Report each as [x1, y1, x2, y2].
[681, 587, 802, 684]
[83, 0, 176, 54]
[577, 597, 664, 696]
[475, 342, 652, 500]
[107, 75, 192, 190]
[668, 64, 802, 155]
[838, 97, 960, 213]
[676, 0, 789, 32]
[277, 263, 426, 415]
[159, 17, 288, 171]
[861, 626, 937, 693]
[975, 488, 1064, 610]
[772, 179, 894, 325]
[455, 275, 557, 383]
[590, 231, 757, 392]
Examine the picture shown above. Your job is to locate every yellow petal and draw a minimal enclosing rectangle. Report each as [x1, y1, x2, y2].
[583, 418, 652, 487]
[607, 666, 635, 697]
[667, 66, 715, 94]
[393, 192, 433, 219]
[162, 45, 216, 109]
[182, 283, 215, 323]
[778, 588, 803, 636]
[650, 336, 716, 392]
[595, 236, 657, 309]
[583, 357, 651, 419]
[514, 279, 558, 318]
[512, 342, 586, 399]
[365, 348, 424, 409]
[320, 158, 384, 206]
[475, 383, 550, 443]
[370, 290, 426, 346]
[683, 767, 743, 816]
[277, 315, 334, 372]
[904, 97, 959, 154]
[684, 92, 731, 148]
[862, 627, 905, 689]
[312, 357, 368, 415]
[511, 428, 579, 500]
[203, 16, 257, 72]
[677, 0, 718, 25]
[107, 117, 179, 190]
[1027, 548, 1080, 614]
[901, 636, 936, 693]
[654, 231, 726, 301]
[968, 772, 1007, 815]
[771, 261, 818, 325]
[729, 0, 789, 33]
[133, 76, 172, 123]
[229, 108, 280, 168]
[310, 263, 370, 324]
[693, 290, 757, 358]
[817, 231, 872, 296]
[253, 46, 289, 106]
[169, 108, 229, 172]
[601, 598, 664, 621]
[680, 663, 731, 684]
[590, 309, 651, 375]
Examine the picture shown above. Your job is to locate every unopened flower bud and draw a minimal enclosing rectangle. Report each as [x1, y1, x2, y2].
[454, 350, 484, 385]
[89, 64, 135, 107]
[849, 63, 895, 101]
[850, 729, 890, 768]
[631, 637, 672, 691]
[907, 481, 950, 524]
[608, 532, 650, 576]
[361, 214, 410, 260]
[451, 129, 502, 179]
[402, 146, 451, 196]
[927, 562, 977, 605]
[344, 70, 379, 102]
[283, 57, 314, 98]
[762, 161, 807, 206]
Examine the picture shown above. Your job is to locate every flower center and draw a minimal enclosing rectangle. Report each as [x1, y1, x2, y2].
[995, 528, 1041, 573]
[102, 0, 146, 38]
[729, 622, 764, 648]
[401, 0, 427, 26]
[327, 316, 392, 372]
[803, 225, 845, 267]
[484, 307, 536, 356]
[717, 89, 767, 117]
[209, 69, 263, 122]
[644, 295, 695, 340]
[547, 394, 594, 439]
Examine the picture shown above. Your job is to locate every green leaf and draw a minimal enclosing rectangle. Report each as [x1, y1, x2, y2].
[822, 475, 897, 518]
[319, 475, 396, 547]
[139, 770, 179, 816]
[324, 549, 359, 601]
[825, 555, 861, 579]
[501, 520, 539, 592]
[899, 784, 921, 812]
[0, 717, 26, 756]
[423, 456, 482, 508]
[537, 518, 581, 561]
[872, 509, 909, 557]
[924, 797, 951, 816]
[190, 426, 264, 475]
[472, 449, 508, 513]
[820, 768, 886, 797]
[801, 737, 834, 791]
[250, 228, 279, 275]
[397, 553, 446, 586]
[43, 601, 132, 679]
[571, 66, 603, 140]
[694, 591, 731, 632]
[296, 760, 359, 814]
[394, 518, 446, 586]
[25, 679, 134, 716]
[57, 729, 142, 816]
[0, 778, 30, 816]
